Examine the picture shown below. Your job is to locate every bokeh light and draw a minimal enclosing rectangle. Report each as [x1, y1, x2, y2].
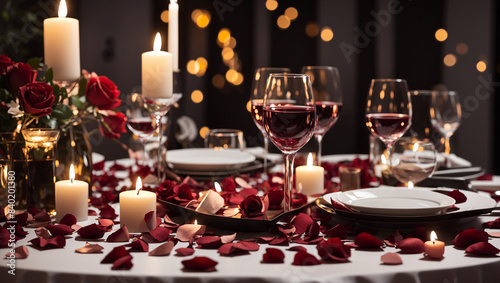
[476, 61, 487, 72]
[277, 15, 291, 29]
[320, 27, 334, 42]
[443, 54, 457, 67]
[212, 74, 225, 89]
[435, 28, 448, 42]
[200, 127, 210, 139]
[265, 0, 278, 11]
[160, 10, 169, 23]
[191, 90, 204, 103]
[285, 7, 298, 21]
[305, 22, 319, 37]
[456, 43, 468, 55]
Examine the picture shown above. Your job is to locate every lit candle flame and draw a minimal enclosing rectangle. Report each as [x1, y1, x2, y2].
[380, 153, 387, 165]
[153, 32, 162, 52]
[408, 181, 414, 189]
[58, 0, 67, 18]
[214, 182, 222, 193]
[430, 231, 438, 242]
[69, 164, 75, 183]
[413, 142, 419, 152]
[194, 219, 198, 225]
[170, 0, 177, 4]
[307, 152, 313, 167]
[136, 177, 142, 195]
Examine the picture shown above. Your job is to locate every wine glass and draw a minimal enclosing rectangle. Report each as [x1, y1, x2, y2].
[301, 66, 342, 165]
[204, 129, 245, 150]
[263, 74, 316, 212]
[250, 67, 291, 177]
[125, 93, 158, 166]
[365, 79, 412, 157]
[430, 91, 461, 154]
[390, 138, 438, 187]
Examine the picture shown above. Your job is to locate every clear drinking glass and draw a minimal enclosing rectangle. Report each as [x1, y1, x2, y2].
[263, 74, 316, 212]
[365, 79, 412, 156]
[430, 91, 461, 154]
[204, 129, 245, 150]
[301, 66, 342, 165]
[250, 67, 291, 177]
[390, 138, 437, 187]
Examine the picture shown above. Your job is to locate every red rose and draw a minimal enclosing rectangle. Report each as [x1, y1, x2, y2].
[0, 54, 14, 75]
[173, 184, 195, 205]
[155, 180, 178, 202]
[18, 82, 54, 117]
[240, 195, 265, 218]
[6, 62, 37, 93]
[266, 188, 284, 210]
[100, 111, 126, 139]
[155, 180, 195, 205]
[86, 72, 121, 110]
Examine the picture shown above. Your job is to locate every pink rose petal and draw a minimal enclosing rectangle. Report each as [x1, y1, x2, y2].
[292, 250, 322, 266]
[182, 256, 218, 271]
[99, 204, 118, 220]
[101, 246, 129, 263]
[262, 248, 285, 263]
[176, 247, 195, 256]
[98, 218, 115, 231]
[176, 224, 206, 242]
[292, 213, 313, 235]
[381, 252, 403, 265]
[71, 224, 82, 232]
[488, 232, 500, 238]
[396, 238, 425, 254]
[111, 255, 133, 270]
[106, 226, 130, 242]
[220, 233, 237, 244]
[58, 214, 77, 226]
[235, 177, 252, 189]
[149, 241, 175, 256]
[46, 224, 74, 236]
[75, 243, 104, 254]
[149, 226, 172, 243]
[144, 211, 158, 231]
[465, 241, 500, 256]
[126, 239, 149, 252]
[354, 232, 384, 249]
[77, 224, 107, 239]
[35, 227, 51, 239]
[5, 245, 29, 259]
[452, 228, 489, 248]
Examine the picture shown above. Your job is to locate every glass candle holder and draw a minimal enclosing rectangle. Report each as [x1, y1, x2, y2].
[22, 128, 60, 213]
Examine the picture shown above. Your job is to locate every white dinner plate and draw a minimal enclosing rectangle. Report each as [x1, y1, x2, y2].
[470, 175, 500, 191]
[335, 186, 456, 216]
[166, 148, 256, 172]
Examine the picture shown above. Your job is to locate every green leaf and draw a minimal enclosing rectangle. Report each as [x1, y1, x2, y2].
[60, 87, 68, 101]
[78, 77, 87, 97]
[70, 95, 84, 109]
[27, 57, 41, 69]
[51, 104, 73, 120]
[45, 68, 54, 83]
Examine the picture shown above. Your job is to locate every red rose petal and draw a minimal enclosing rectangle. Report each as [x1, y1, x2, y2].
[106, 226, 130, 242]
[176, 247, 195, 256]
[88, 209, 98, 216]
[111, 255, 133, 270]
[13, 212, 30, 226]
[234, 241, 259, 251]
[321, 224, 347, 239]
[196, 236, 223, 249]
[5, 246, 29, 259]
[149, 241, 175, 256]
[483, 218, 500, 229]
[291, 213, 314, 235]
[30, 235, 66, 249]
[396, 238, 425, 254]
[45, 224, 74, 236]
[384, 230, 403, 247]
[99, 204, 118, 220]
[262, 248, 285, 263]
[58, 214, 77, 226]
[330, 198, 354, 212]
[176, 224, 206, 242]
[256, 236, 275, 243]
[465, 242, 500, 256]
[269, 237, 289, 246]
[447, 189, 467, 204]
[182, 256, 218, 271]
[149, 226, 172, 243]
[316, 238, 351, 261]
[144, 211, 158, 231]
[34, 209, 51, 222]
[78, 223, 107, 239]
[98, 218, 115, 231]
[126, 239, 149, 252]
[288, 246, 307, 252]
[35, 227, 51, 239]
[75, 243, 104, 253]
[101, 246, 129, 263]
[452, 228, 489, 248]
[381, 252, 403, 265]
[238, 188, 259, 198]
[292, 250, 322, 266]
[354, 232, 384, 249]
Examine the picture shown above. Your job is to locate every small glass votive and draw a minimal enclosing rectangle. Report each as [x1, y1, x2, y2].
[204, 129, 245, 150]
[339, 167, 361, 191]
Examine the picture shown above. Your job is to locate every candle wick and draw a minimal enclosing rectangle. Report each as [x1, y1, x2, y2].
[70, 178, 74, 184]
[137, 188, 142, 195]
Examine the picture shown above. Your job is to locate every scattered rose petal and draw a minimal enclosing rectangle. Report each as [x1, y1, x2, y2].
[101, 246, 129, 263]
[488, 232, 500, 238]
[182, 256, 218, 271]
[238, 188, 259, 198]
[256, 236, 275, 243]
[220, 233, 237, 244]
[292, 250, 322, 266]
[176, 247, 195, 256]
[71, 224, 82, 232]
[176, 224, 206, 242]
[98, 218, 115, 231]
[107, 226, 130, 242]
[330, 198, 354, 212]
[396, 238, 425, 254]
[149, 241, 175, 256]
[77, 224, 107, 239]
[46, 224, 74, 236]
[13, 213, 30, 226]
[4, 224, 28, 238]
[354, 232, 384, 249]
[75, 243, 104, 254]
[235, 177, 252, 189]
[218, 241, 260, 256]
[292, 213, 313, 235]
[196, 236, 223, 249]
[88, 210, 98, 216]
[149, 226, 172, 243]
[381, 252, 403, 265]
[35, 227, 51, 239]
[99, 204, 118, 220]
[126, 239, 149, 252]
[144, 211, 157, 231]
[384, 231, 403, 247]
[58, 214, 77, 226]
[321, 224, 347, 239]
[452, 228, 489, 248]
[447, 190, 467, 204]
[465, 242, 500, 256]
[34, 209, 51, 222]
[262, 248, 285, 263]
[30, 235, 66, 249]
[483, 218, 500, 229]
[316, 238, 351, 261]
[5, 246, 29, 259]
[111, 254, 133, 270]
[288, 246, 307, 252]
[269, 237, 289, 246]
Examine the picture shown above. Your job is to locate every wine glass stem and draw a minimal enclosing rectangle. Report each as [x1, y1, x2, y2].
[283, 152, 296, 212]
[315, 134, 323, 165]
[140, 137, 147, 167]
[263, 135, 269, 176]
[445, 137, 451, 154]
[154, 114, 163, 183]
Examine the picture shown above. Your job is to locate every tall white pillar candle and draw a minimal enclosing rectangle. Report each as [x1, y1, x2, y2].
[55, 164, 88, 222]
[168, 0, 179, 71]
[295, 153, 325, 196]
[142, 33, 173, 98]
[119, 177, 157, 233]
[43, 0, 80, 82]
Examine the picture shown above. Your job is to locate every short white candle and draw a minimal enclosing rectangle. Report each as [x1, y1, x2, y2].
[43, 0, 80, 82]
[168, 0, 179, 71]
[142, 32, 173, 98]
[119, 177, 157, 233]
[295, 153, 324, 196]
[424, 231, 445, 259]
[55, 164, 88, 222]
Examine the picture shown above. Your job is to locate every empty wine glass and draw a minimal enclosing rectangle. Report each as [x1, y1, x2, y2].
[390, 138, 437, 187]
[263, 74, 316, 212]
[204, 129, 245, 150]
[430, 91, 461, 154]
[125, 93, 158, 165]
[250, 67, 290, 177]
[365, 79, 412, 157]
[301, 66, 342, 165]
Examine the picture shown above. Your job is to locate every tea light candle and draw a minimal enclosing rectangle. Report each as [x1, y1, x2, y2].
[43, 0, 80, 82]
[119, 177, 156, 233]
[142, 32, 173, 98]
[424, 231, 445, 259]
[55, 164, 88, 222]
[295, 153, 324, 195]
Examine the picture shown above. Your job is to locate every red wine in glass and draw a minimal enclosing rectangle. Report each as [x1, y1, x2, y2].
[251, 100, 264, 130]
[365, 113, 411, 144]
[263, 105, 316, 153]
[127, 118, 155, 137]
[315, 101, 342, 135]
